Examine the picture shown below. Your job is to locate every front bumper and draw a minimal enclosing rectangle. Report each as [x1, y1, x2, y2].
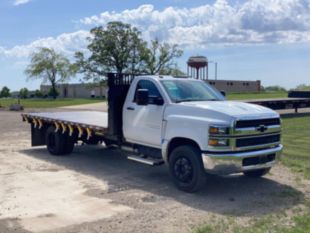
[202, 145, 283, 175]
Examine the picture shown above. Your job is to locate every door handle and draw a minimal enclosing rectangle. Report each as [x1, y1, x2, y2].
[127, 107, 135, 111]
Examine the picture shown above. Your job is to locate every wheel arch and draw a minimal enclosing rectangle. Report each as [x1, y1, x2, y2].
[166, 137, 201, 162]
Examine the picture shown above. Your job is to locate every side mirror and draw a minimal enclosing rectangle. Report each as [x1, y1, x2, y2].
[220, 90, 226, 97]
[136, 89, 149, 106]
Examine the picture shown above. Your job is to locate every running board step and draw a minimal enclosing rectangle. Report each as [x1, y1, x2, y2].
[127, 155, 164, 166]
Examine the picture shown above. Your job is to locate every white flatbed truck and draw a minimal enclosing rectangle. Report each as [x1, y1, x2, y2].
[22, 73, 283, 192]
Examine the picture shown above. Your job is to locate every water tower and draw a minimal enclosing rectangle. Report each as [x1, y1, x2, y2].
[187, 56, 208, 80]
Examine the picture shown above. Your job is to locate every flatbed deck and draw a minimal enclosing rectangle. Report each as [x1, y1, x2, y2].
[22, 111, 108, 132]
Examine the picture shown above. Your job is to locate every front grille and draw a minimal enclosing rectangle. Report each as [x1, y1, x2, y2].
[243, 154, 276, 166]
[236, 134, 280, 148]
[236, 118, 280, 128]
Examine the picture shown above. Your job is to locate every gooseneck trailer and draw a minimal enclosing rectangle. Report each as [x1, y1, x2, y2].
[22, 73, 282, 192]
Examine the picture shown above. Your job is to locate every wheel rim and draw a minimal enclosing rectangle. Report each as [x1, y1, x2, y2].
[174, 157, 193, 183]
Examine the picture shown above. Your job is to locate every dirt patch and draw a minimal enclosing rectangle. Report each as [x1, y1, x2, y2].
[0, 166, 131, 232]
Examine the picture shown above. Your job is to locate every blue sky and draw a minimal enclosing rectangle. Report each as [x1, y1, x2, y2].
[0, 0, 309, 91]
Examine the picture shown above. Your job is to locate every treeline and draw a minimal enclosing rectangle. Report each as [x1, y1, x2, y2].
[263, 84, 310, 92]
[0, 86, 44, 99]
[25, 21, 184, 99]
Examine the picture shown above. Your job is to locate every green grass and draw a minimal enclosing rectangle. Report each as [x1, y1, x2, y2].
[281, 116, 310, 179]
[227, 91, 287, 100]
[194, 203, 310, 233]
[0, 98, 105, 108]
[233, 210, 310, 233]
[195, 115, 310, 233]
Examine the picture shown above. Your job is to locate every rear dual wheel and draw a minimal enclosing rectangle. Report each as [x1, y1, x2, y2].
[46, 126, 75, 156]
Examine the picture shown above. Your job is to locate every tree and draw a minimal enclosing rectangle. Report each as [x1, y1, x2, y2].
[160, 66, 186, 76]
[75, 21, 147, 82]
[48, 88, 59, 98]
[295, 84, 310, 91]
[25, 47, 77, 99]
[76, 21, 184, 82]
[19, 88, 29, 99]
[264, 85, 287, 92]
[34, 89, 43, 98]
[0, 86, 10, 98]
[143, 39, 183, 75]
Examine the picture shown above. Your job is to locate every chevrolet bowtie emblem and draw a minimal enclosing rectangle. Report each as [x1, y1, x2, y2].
[256, 125, 268, 133]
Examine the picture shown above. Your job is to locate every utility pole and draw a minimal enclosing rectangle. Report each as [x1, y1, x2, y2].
[209, 61, 218, 80]
[215, 62, 218, 80]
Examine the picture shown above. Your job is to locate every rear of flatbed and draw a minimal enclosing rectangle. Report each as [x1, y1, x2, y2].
[22, 111, 111, 154]
[22, 111, 109, 135]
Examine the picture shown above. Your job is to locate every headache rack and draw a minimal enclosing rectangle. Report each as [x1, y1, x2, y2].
[107, 73, 136, 141]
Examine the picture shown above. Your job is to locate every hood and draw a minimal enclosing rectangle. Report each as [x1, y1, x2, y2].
[179, 101, 279, 119]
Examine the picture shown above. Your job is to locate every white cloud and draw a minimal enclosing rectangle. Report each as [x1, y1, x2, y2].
[81, 0, 310, 46]
[13, 0, 31, 6]
[0, 30, 90, 58]
[1, 0, 310, 59]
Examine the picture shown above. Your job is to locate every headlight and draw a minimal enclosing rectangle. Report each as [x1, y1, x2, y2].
[208, 138, 229, 147]
[209, 126, 230, 135]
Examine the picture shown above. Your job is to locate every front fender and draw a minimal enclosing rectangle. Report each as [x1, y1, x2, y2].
[161, 115, 227, 162]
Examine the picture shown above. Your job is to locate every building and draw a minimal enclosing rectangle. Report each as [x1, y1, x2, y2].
[187, 56, 261, 93]
[207, 80, 261, 93]
[41, 83, 107, 98]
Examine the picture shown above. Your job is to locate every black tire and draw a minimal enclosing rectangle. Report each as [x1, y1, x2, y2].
[169, 145, 206, 193]
[46, 126, 66, 156]
[63, 134, 75, 155]
[243, 168, 271, 178]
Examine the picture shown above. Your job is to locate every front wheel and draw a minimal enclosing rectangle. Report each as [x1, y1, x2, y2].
[169, 145, 206, 193]
[243, 168, 271, 177]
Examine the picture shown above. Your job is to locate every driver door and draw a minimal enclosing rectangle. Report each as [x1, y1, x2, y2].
[123, 80, 165, 147]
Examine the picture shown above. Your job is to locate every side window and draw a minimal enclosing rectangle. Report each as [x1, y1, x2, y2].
[134, 80, 163, 104]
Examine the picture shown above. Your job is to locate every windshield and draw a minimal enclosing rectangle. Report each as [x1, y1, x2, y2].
[161, 79, 225, 103]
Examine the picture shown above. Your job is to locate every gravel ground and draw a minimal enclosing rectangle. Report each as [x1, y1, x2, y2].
[0, 110, 309, 233]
